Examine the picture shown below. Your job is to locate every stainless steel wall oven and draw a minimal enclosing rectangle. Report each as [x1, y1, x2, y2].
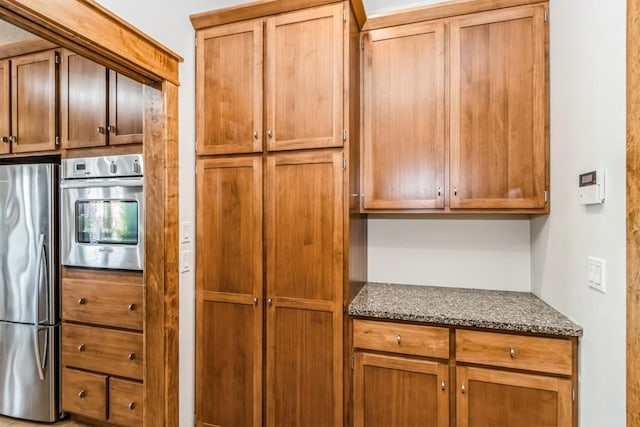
[60, 154, 144, 271]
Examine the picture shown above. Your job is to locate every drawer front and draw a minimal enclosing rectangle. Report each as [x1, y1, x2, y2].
[62, 368, 107, 421]
[62, 278, 143, 330]
[109, 378, 143, 426]
[353, 319, 449, 359]
[63, 323, 143, 379]
[456, 330, 573, 376]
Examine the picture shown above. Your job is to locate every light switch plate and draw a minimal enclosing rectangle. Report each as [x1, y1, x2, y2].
[180, 250, 192, 273]
[587, 257, 606, 293]
[180, 221, 192, 243]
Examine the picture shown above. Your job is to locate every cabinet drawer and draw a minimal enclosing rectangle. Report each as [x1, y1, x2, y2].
[109, 378, 143, 426]
[456, 330, 573, 376]
[62, 368, 107, 421]
[63, 323, 143, 380]
[353, 319, 449, 359]
[62, 274, 143, 330]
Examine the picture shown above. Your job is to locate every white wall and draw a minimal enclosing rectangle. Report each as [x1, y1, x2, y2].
[93, 1, 627, 426]
[530, 0, 627, 425]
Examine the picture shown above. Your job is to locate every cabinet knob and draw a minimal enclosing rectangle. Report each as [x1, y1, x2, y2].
[267, 130, 273, 139]
[510, 347, 516, 358]
[107, 125, 116, 133]
[128, 303, 136, 311]
[128, 352, 136, 361]
[78, 390, 86, 399]
[437, 187, 442, 197]
[1, 136, 7, 143]
[128, 401, 136, 410]
[396, 335, 401, 344]
[253, 297, 259, 306]
[267, 298, 273, 306]
[253, 131, 259, 139]
[78, 297, 86, 305]
[97, 126, 105, 134]
[441, 380, 446, 391]
[454, 187, 458, 196]
[8, 135, 16, 144]
[461, 384, 466, 394]
[77, 344, 85, 352]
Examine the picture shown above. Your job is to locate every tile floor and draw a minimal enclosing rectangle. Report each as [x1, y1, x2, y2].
[0, 417, 87, 426]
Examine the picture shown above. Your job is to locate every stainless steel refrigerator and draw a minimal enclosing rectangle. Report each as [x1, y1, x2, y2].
[0, 163, 60, 422]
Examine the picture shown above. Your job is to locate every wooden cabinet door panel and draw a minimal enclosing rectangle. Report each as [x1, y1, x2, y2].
[195, 156, 262, 427]
[60, 51, 107, 149]
[109, 378, 143, 426]
[11, 50, 57, 153]
[363, 22, 445, 209]
[354, 353, 449, 427]
[457, 366, 572, 427]
[266, 306, 340, 427]
[62, 368, 107, 421]
[197, 20, 263, 155]
[266, 150, 343, 302]
[0, 60, 9, 155]
[450, 5, 547, 209]
[266, 3, 343, 151]
[108, 70, 143, 145]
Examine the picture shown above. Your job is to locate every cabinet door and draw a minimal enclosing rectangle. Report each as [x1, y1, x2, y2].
[0, 59, 9, 155]
[60, 51, 107, 149]
[11, 50, 58, 153]
[265, 150, 344, 426]
[354, 353, 449, 427]
[450, 5, 547, 209]
[108, 70, 143, 145]
[195, 157, 263, 427]
[266, 3, 344, 151]
[457, 366, 572, 427]
[362, 22, 445, 209]
[196, 20, 263, 155]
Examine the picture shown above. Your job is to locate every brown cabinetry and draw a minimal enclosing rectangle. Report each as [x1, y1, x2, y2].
[361, 3, 548, 213]
[195, 3, 345, 155]
[0, 50, 58, 155]
[60, 50, 143, 150]
[61, 268, 144, 426]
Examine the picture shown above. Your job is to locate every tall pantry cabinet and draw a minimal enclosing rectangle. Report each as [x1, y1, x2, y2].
[192, 2, 363, 426]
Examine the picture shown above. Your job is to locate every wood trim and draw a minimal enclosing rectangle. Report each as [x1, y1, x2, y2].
[0, 37, 56, 59]
[628, 0, 640, 424]
[0, 0, 183, 84]
[363, 0, 546, 30]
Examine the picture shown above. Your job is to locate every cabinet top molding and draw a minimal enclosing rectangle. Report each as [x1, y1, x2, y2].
[0, 0, 183, 85]
[363, 0, 547, 30]
[190, 0, 366, 30]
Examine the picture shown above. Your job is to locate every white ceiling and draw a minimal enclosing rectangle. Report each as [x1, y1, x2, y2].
[0, 20, 38, 44]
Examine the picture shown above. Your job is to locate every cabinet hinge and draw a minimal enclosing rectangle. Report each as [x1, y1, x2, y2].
[544, 9, 548, 23]
[54, 52, 60, 64]
[55, 136, 60, 146]
[342, 158, 347, 171]
[343, 9, 347, 23]
[571, 387, 575, 401]
[350, 356, 354, 370]
[544, 190, 548, 203]
[342, 129, 347, 142]
[343, 302, 347, 313]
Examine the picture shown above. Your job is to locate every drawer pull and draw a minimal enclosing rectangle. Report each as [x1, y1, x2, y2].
[461, 384, 466, 394]
[509, 347, 516, 358]
[128, 352, 136, 361]
[441, 380, 446, 391]
[396, 335, 401, 344]
[78, 390, 86, 399]
[128, 303, 136, 311]
[77, 344, 85, 352]
[128, 401, 136, 410]
[78, 297, 86, 305]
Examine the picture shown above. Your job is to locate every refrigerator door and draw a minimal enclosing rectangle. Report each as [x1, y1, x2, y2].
[0, 322, 59, 422]
[0, 164, 58, 325]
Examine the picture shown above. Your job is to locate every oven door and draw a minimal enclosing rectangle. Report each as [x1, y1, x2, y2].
[60, 178, 144, 271]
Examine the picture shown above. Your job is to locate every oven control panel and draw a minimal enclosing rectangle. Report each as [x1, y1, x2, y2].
[62, 154, 144, 179]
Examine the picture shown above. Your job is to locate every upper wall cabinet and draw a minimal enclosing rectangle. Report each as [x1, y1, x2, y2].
[362, 21, 445, 209]
[449, 5, 547, 210]
[0, 50, 59, 155]
[60, 51, 143, 150]
[361, 3, 549, 213]
[196, 3, 345, 155]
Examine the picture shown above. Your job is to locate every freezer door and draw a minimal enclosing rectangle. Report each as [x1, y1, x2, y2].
[0, 322, 59, 422]
[0, 164, 58, 324]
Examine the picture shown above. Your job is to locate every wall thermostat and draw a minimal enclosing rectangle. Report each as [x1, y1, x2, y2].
[578, 169, 605, 205]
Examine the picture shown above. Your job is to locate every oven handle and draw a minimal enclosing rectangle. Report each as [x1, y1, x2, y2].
[60, 177, 143, 189]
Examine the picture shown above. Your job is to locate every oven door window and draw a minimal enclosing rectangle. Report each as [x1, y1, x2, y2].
[76, 200, 139, 245]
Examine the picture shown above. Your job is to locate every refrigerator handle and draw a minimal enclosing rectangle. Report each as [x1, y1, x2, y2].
[32, 234, 46, 381]
[32, 328, 46, 381]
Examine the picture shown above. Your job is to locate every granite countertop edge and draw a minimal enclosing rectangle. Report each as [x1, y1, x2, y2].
[348, 282, 583, 338]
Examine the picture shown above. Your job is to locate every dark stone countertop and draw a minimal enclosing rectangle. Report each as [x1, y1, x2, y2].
[348, 282, 583, 337]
